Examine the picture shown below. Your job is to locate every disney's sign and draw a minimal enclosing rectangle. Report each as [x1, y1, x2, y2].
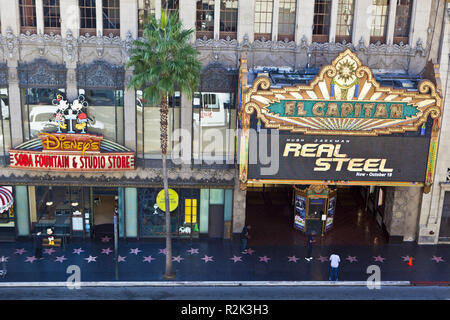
[39, 133, 102, 155]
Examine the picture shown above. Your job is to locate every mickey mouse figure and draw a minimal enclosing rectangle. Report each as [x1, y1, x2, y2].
[46, 227, 55, 246]
[73, 95, 90, 134]
[51, 94, 68, 133]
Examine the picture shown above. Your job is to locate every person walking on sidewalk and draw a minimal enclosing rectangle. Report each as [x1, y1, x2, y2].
[329, 253, 341, 281]
[240, 225, 251, 253]
[305, 232, 316, 261]
[33, 231, 43, 259]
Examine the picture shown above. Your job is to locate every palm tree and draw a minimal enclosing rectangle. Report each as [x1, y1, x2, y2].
[127, 9, 201, 279]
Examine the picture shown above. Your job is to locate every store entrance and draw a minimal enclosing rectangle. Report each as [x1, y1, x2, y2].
[92, 187, 118, 239]
[245, 185, 388, 246]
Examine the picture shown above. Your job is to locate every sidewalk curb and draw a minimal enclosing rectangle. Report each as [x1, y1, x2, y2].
[0, 281, 411, 287]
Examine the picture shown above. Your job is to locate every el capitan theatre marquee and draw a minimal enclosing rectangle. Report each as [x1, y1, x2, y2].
[238, 49, 442, 192]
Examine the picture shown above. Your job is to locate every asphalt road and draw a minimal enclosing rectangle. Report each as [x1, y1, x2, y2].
[0, 285, 449, 300]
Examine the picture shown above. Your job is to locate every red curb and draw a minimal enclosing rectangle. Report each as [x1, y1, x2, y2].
[410, 281, 450, 286]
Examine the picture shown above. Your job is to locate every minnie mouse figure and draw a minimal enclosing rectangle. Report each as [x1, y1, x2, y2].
[73, 95, 90, 134]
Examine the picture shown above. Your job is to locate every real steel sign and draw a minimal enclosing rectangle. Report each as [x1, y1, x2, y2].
[247, 134, 430, 182]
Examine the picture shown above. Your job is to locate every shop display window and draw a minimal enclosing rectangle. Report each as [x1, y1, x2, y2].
[79, 89, 124, 144]
[138, 188, 200, 238]
[21, 88, 65, 140]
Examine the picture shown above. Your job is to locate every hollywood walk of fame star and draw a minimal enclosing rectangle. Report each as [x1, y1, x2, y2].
[317, 256, 329, 263]
[201, 255, 214, 263]
[44, 247, 56, 255]
[230, 255, 243, 263]
[401, 255, 415, 262]
[84, 255, 97, 263]
[130, 248, 142, 255]
[0, 256, 9, 262]
[117, 256, 126, 262]
[373, 255, 386, 263]
[172, 256, 184, 263]
[287, 256, 299, 263]
[187, 248, 199, 255]
[143, 256, 156, 263]
[159, 248, 167, 255]
[25, 256, 37, 263]
[101, 248, 113, 255]
[15, 248, 27, 255]
[259, 256, 271, 263]
[431, 256, 445, 263]
[242, 248, 255, 255]
[101, 236, 111, 243]
[55, 256, 68, 263]
[346, 256, 358, 263]
[73, 248, 84, 255]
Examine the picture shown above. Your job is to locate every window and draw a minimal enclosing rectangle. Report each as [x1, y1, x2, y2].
[254, 0, 273, 40]
[370, 0, 389, 43]
[21, 88, 65, 140]
[192, 92, 237, 163]
[103, 0, 120, 36]
[79, 89, 124, 144]
[79, 0, 96, 35]
[336, 0, 354, 43]
[313, 0, 332, 43]
[220, 0, 238, 39]
[19, 0, 37, 34]
[43, 0, 61, 34]
[0, 88, 11, 159]
[136, 91, 181, 160]
[162, 0, 179, 17]
[138, 188, 200, 238]
[278, 0, 296, 41]
[196, 0, 215, 39]
[138, 0, 155, 36]
[394, 0, 412, 44]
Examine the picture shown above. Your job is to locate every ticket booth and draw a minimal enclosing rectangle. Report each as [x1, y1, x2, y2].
[293, 185, 337, 236]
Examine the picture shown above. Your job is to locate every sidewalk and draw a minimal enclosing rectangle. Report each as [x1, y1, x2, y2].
[0, 238, 449, 284]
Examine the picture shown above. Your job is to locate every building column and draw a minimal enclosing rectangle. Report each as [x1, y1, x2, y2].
[214, 0, 220, 39]
[124, 70, 137, 151]
[120, 0, 138, 39]
[15, 186, 30, 237]
[237, 0, 255, 42]
[410, 0, 431, 47]
[66, 68, 78, 101]
[60, 0, 80, 38]
[385, 0, 397, 45]
[232, 174, 246, 236]
[295, 0, 314, 44]
[329, 0, 339, 43]
[0, 0, 21, 35]
[96, 0, 103, 36]
[36, 0, 44, 34]
[179, 93, 192, 165]
[8, 66, 23, 147]
[179, 0, 196, 31]
[271, 0, 280, 41]
[352, 0, 371, 46]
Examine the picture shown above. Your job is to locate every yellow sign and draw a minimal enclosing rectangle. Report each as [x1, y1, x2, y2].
[156, 189, 179, 212]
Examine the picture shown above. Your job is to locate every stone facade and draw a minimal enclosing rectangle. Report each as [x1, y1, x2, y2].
[0, 0, 445, 240]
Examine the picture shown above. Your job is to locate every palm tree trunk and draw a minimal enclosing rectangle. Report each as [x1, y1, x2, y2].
[161, 95, 174, 279]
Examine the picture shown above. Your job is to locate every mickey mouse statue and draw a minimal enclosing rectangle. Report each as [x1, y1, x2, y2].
[51, 94, 68, 133]
[72, 95, 90, 134]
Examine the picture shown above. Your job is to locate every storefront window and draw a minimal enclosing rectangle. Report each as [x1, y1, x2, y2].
[336, 0, 354, 43]
[278, 0, 296, 41]
[79, 89, 124, 144]
[0, 88, 11, 158]
[192, 92, 237, 163]
[21, 88, 65, 140]
[136, 91, 181, 159]
[138, 188, 200, 238]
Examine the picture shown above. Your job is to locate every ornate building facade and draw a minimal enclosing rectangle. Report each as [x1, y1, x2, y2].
[0, 0, 447, 245]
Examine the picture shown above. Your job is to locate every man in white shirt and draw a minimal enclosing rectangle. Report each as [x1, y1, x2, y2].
[329, 253, 340, 281]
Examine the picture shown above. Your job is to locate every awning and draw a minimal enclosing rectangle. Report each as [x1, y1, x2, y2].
[0, 187, 13, 213]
